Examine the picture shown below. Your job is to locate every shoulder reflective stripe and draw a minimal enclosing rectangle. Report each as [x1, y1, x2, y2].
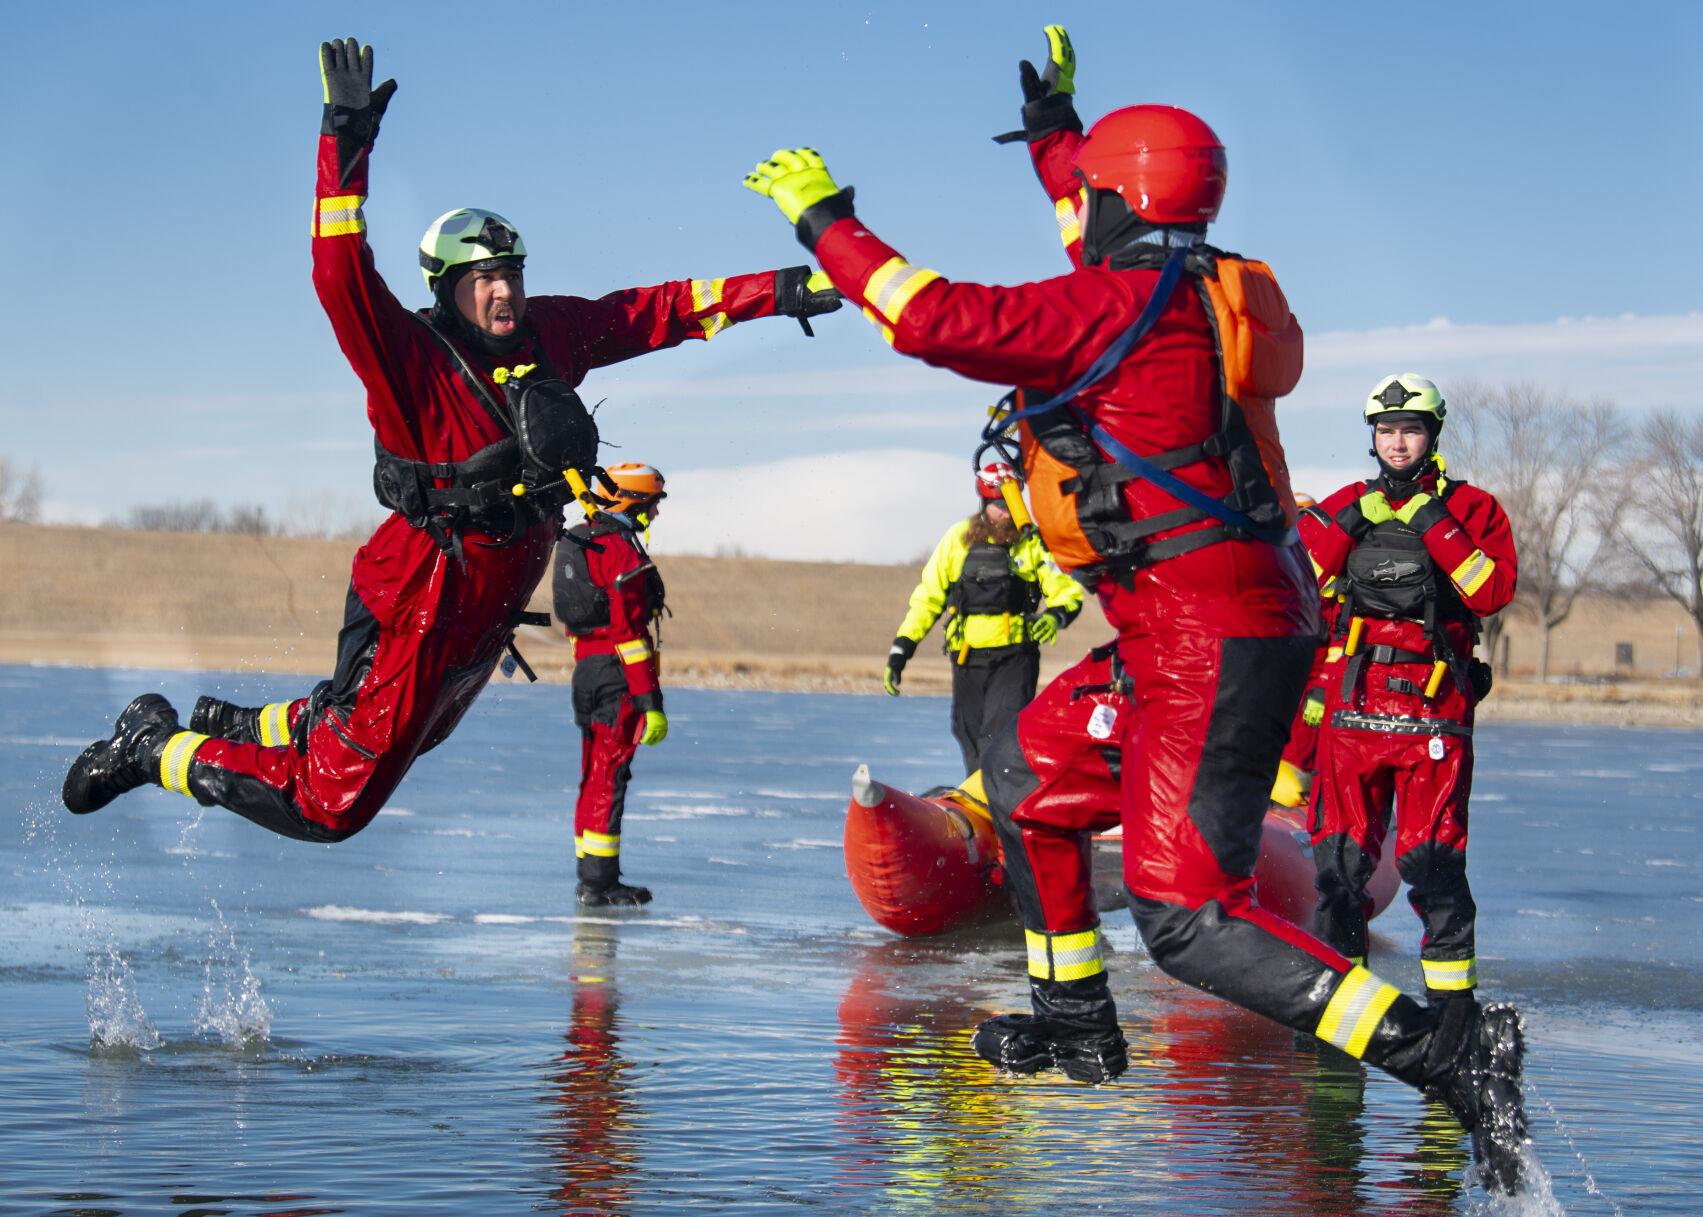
[260, 702, 293, 748]
[1024, 927, 1104, 982]
[579, 830, 620, 858]
[158, 731, 209, 797]
[1449, 549, 1494, 596]
[616, 638, 653, 664]
[1315, 965, 1401, 1058]
[316, 194, 366, 238]
[1421, 957, 1477, 990]
[863, 256, 943, 326]
[1054, 194, 1082, 250]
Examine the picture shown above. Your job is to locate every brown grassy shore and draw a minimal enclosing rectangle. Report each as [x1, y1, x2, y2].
[3, 523, 1698, 726]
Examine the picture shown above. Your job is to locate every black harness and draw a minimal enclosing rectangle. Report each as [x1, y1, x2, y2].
[372, 313, 602, 564]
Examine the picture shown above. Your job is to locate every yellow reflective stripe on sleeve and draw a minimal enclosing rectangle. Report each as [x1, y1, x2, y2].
[1422, 957, 1478, 991]
[315, 194, 366, 238]
[616, 638, 652, 665]
[158, 731, 209, 798]
[1314, 965, 1401, 1058]
[863, 257, 943, 327]
[259, 702, 293, 748]
[579, 830, 620, 858]
[1024, 927, 1104, 982]
[690, 278, 729, 339]
[1449, 549, 1495, 597]
[1054, 193, 1082, 250]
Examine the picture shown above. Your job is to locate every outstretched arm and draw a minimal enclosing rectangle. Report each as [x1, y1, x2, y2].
[547, 266, 839, 372]
[999, 25, 1088, 267]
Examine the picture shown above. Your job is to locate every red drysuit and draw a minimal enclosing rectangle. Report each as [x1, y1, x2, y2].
[1301, 470, 1517, 999]
[171, 128, 791, 841]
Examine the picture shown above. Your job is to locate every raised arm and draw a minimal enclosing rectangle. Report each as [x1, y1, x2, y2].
[1004, 25, 1089, 268]
[308, 39, 427, 447]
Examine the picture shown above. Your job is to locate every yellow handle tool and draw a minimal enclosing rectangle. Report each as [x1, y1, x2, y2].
[1424, 659, 1447, 699]
[1344, 616, 1365, 657]
[999, 478, 1033, 530]
[565, 468, 601, 517]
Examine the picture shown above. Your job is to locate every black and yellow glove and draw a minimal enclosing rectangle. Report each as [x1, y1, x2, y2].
[319, 37, 397, 188]
[1394, 492, 1452, 534]
[995, 24, 1082, 144]
[775, 266, 843, 337]
[743, 148, 857, 252]
[1335, 489, 1393, 540]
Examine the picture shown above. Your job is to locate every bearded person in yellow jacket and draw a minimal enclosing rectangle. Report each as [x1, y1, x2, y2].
[885, 463, 1085, 772]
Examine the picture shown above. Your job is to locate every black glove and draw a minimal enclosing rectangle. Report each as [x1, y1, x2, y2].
[884, 636, 916, 697]
[994, 25, 1083, 144]
[774, 265, 844, 338]
[320, 37, 398, 188]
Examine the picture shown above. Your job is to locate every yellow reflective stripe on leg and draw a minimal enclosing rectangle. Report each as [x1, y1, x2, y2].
[1054, 193, 1082, 250]
[580, 830, 620, 858]
[1315, 965, 1401, 1058]
[1449, 549, 1494, 597]
[863, 257, 943, 327]
[315, 193, 366, 238]
[259, 702, 293, 748]
[1422, 957, 1478, 990]
[615, 638, 652, 664]
[158, 731, 209, 798]
[1024, 927, 1104, 982]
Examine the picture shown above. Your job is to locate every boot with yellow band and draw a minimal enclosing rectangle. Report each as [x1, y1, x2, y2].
[62, 694, 189, 814]
[972, 926, 1127, 1084]
[190, 696, 300, 748]
[576, 843, 652, 908]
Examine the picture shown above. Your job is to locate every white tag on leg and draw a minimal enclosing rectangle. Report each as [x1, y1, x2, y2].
[1429, 735, 1446, 761]
[1087, 703, 1117, 740]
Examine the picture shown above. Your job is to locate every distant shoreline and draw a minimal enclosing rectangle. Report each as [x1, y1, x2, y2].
[4, 522, 1700, 727]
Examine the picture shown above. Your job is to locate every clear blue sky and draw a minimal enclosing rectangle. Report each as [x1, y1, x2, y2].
[3, 1, 1699, 558]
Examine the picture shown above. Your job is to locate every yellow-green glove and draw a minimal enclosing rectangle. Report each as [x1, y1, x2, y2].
[743, 148, 844, 224]
[639, 709, 668, 747]
[1022, 24, 1076, 98]
[883, 665, 903, 697]
[1301, 689, 1326, 728]
[1026, 612, 1060, 645]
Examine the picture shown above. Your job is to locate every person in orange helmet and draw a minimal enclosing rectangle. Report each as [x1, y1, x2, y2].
[553, 464, 670, 906]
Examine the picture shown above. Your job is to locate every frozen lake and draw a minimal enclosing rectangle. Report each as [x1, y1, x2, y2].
[3, 663, 1698, 1215]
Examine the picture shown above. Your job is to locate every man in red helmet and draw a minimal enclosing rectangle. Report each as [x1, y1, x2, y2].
[62, 39, 840, 847]
[554, 464, 670, 907]
[883, 461, 1085, 772]
[1301, 375, 1517, 1006]
[744, 24, 1527, 1196]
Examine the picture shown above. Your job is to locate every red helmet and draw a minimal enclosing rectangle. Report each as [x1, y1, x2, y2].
[977, 461, 1016, 500]
[1072, 105, 1227, 224]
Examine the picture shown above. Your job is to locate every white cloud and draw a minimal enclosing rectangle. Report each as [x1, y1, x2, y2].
[648, 449, 978, 565]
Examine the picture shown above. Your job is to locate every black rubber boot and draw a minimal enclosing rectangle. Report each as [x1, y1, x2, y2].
[576, 854, 652, 908]
[1422, 1000, 1528, 1196]
[62, 694, 181, 814]
[972, 975, 1128, 1084]
[189, 696, 263, 744]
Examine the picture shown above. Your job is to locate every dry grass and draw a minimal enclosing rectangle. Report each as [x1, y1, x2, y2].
[4, 522, 1696, 724]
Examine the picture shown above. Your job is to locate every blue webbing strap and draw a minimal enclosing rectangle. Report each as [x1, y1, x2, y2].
[981, 244, 1290, 545]
[982, 246, 1191, 434]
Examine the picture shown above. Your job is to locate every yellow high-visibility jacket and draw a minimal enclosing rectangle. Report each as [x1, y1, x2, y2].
[897, 518, 1085, 658]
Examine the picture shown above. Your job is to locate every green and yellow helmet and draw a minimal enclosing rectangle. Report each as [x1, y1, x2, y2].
[1364, 373, 1446, 430]
[418, 208, 527, 290]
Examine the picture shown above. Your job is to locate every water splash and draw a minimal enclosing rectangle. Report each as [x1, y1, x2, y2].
[193, 898, 273, 1047]
[85, 944, 162, 1052]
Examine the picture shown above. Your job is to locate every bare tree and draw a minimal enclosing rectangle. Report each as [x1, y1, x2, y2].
[0, 458, 44, 523]
[1619, 411, 1703, 673]
[1448, 382, 1626, 681]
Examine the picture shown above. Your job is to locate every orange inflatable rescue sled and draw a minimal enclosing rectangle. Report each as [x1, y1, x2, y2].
[845, 765, 1399, 937]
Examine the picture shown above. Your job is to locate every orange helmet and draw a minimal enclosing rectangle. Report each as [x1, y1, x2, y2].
[1073, 105, 1227, 225]
[977, 461, 1016, 500]
[599, 463, 666, 513]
